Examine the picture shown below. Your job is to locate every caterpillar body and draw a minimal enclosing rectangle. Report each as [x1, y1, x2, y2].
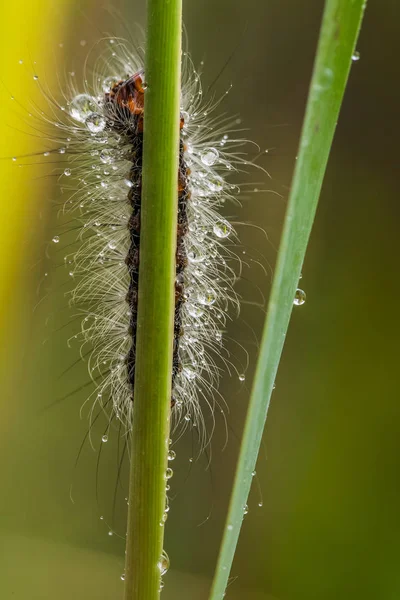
[39, 38, 249, 450]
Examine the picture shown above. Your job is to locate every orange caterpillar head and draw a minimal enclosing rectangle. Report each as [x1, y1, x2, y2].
[107, 70, 145, 115]
[105, 69, 185, 133]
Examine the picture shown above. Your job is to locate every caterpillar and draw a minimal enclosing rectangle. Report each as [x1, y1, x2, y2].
[33, 36, 253, 453]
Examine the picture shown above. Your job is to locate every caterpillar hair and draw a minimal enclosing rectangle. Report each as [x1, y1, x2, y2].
[23, 35, 262, 457]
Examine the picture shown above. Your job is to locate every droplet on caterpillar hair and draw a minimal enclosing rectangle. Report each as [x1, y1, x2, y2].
[207, 175, 224, 193]
[102, 75, 120, 93]
[213, 220, 232, 238]
[69, 93, 97, 122]
[182, 367, 196, 381]
[85, 112, 106, 133]
[100, 148, 115, 163]
[187, 304, 204, 318]
[200, 147, 219, 166]
[198, 290, 217, 306]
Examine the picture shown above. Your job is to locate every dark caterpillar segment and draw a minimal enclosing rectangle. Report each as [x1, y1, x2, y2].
[104, 71, 189, 400]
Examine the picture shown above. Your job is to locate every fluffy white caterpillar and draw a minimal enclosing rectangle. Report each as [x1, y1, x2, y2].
[36, 37, 253, 449]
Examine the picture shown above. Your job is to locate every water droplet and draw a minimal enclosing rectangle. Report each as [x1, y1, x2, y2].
[183, 367, 196, 381]
[187, 304, 204, 318]
[251, 470, 256, 477]
[352, 50, 360, 61]
[188, 249, 205, 263]
[52, 236, 60, 244]
[69, 94, 97, 122]
[86, 112, 106, 133]
[59, 147, 66, 154]
[43, 151, 50, 157]
[100, 148, 114, 164]
[63, 168, 71, 177]
[293, 288, 306, 306]
[33, 75, 39, 81]
[168, 450, 176, 461]
[165, 468, 173, 480]
[258, 501, 263, 507]
[12, 157, 17, 162]
[158, 550, 170, 575]
[207, 175, 224, 193]
[243, 504, 249, 515]
[213, 220, 231, 239]
[102, 434, 108, 443]
[108, 530, 113, 536]
[200, 147, 219, 166]
[19, 59, 23, 65]
[100, 515, 104, 520]
[102, 75, 121, 93]
[120, 574, 125, 581]
[238, 374, 245, 382]
[198, 290, 216, 306]
[227, 524, 233, 531]
[107, 241, 117, 250]
[161, 512, 168, 523]
[80, 40, 87, 47]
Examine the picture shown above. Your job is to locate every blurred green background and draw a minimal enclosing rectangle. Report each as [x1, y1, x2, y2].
[1, 1, 399, 599]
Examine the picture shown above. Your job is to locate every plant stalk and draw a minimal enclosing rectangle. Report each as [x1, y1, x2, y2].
[124, 1, 182, 599]
[209, 1, 367, 598]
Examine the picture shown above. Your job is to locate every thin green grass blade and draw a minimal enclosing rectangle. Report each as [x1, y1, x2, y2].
[123, 1, 182, 599]
[209, 1, 367, 598]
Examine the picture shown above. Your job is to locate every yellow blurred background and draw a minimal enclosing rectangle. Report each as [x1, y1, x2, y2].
[0, 1, 399, 599]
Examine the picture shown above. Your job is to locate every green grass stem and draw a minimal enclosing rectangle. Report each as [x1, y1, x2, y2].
[123, 1, 182, 599]
[209, 1, 367, 598]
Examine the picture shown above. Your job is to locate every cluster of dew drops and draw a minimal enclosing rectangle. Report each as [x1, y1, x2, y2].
[43, 73, 309, 387]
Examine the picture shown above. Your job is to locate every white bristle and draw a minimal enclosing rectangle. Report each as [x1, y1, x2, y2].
[31, 37, 257, 449]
